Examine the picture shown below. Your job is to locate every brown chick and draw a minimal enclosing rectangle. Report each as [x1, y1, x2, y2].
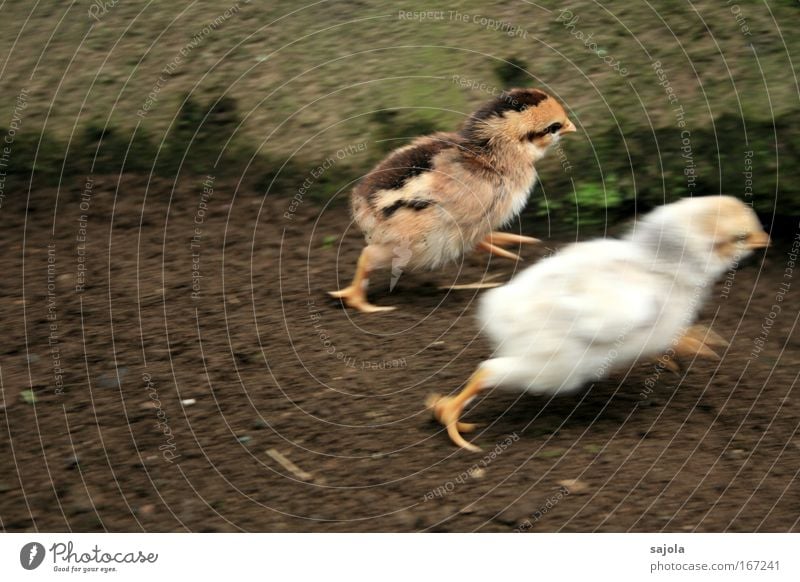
[329, 88, 577, 312]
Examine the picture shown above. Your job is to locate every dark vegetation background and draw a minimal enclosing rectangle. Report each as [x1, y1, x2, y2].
[1, 0, 798, 226]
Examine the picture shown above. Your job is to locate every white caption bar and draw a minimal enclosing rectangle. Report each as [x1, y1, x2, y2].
[1, 533, 797, 581]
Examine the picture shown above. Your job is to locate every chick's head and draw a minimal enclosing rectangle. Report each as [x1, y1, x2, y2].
[696, 195, 770, 263]
[461, 88, 576, 160]
[639, 195, 770, 278]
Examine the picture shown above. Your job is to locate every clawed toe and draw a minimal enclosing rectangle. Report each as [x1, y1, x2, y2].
[457, 421, 478, 433]
[658, 356, 682, 376]
[477, 241, 522, 261]
[657, 325, 727, 373]
[328, 287, 396, 313]
[685, 324, 729, 349]
[487, 232, 541, 246]
[477, 232, 542, 262]
[426, 393, 482, 452]
[676, 335, 721, 360]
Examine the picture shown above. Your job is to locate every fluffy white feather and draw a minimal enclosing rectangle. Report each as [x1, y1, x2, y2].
[429, 195, 770, 450]
[479, 195, 767, 393]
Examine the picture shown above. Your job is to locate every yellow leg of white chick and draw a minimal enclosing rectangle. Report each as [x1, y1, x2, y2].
[684, 324, 729, 352]
[328, 244, 396, 313]
[652, 324, 729, 375]
[655, 355, 682, 376]
[476, 240, 522, 261]
[485, 231, 541, 246]
[673, 333, 722, 360]
[427, 357, 540, 452]
[426, 368, 489, 453]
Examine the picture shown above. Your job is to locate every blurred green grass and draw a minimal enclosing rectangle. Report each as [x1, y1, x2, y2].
[1, 0, 798, 220]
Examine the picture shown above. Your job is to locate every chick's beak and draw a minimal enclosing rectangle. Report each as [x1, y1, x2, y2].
[560, 120, 577, 134]
[748, 231, 771, 249]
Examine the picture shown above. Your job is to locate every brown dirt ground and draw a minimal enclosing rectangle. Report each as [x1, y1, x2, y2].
[1, 175, 799, 532]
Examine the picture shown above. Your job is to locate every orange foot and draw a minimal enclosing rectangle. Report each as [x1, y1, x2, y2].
[655, 324, 729, 374]
[426, 368, 488, 452]
[328, 285, 396, 313]
[476, 231, 540, 262]
[329, 245, 396, 313]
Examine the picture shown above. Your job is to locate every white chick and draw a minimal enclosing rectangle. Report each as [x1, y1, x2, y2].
[427, 195, 770, 451]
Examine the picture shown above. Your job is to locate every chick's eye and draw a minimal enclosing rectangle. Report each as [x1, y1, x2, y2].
[733, 233, 749, 242]
[547, 123, 563, 134]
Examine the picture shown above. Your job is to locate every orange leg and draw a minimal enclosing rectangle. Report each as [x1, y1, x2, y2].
[485, 231, 540, 246]
[477, 240, 522, 261]
[672, 334, 722, 361]
[328, 245, 395, 313]
[684, 324, 728, 351]
[651, 325, 726, 375]
[477, 232, 540, 262]
[652, 353, 682, 376]
[426, 368, 489, 452]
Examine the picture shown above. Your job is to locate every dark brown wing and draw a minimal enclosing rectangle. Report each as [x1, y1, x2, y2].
[353, 132, 462, 205]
